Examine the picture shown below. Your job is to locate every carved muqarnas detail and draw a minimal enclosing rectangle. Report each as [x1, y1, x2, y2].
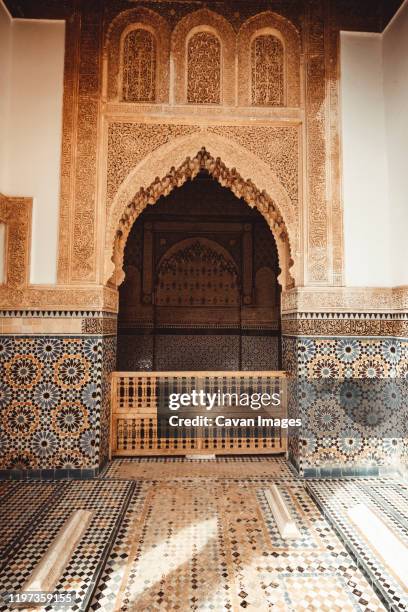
[156, 239, 240, 306]
[187, 32, 221, 104]
[252, 35, 284, 106]
[122, 28, 156, 102]
[112, 148, 293, 290]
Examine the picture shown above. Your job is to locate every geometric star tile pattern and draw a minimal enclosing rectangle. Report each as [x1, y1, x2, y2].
[0, 336, 116, 471]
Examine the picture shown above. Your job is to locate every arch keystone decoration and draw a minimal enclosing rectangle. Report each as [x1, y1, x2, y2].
[107, 147, 295, 291]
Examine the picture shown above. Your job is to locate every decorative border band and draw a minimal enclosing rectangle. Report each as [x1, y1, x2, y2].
[282, 287, 408, 314]
[281, 318, 408, 337]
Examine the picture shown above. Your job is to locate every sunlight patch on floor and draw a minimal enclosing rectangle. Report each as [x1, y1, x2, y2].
[348, 503, 408, 588]
[126, 517, 218, 604]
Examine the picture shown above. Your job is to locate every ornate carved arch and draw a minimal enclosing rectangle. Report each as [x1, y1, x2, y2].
[171, 9, 236, 106]
[104, 7, 170, 103]
[107, 147, 295, 292]
[237, 12, 301, 107]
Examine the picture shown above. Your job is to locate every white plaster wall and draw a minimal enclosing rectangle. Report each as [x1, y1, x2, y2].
[383, 1, 408, 286]
[340, 32, 392, 287]
[0, 5, 65, 284]
[0, 1, 12, 189]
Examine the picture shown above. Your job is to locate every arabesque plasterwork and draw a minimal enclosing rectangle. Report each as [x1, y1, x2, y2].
[1, 1, 405, 320]
[104, 7, 171, 104]
[109, 147, 294, 290]
[0, 194, 32, 290]
[55, 2, 344, 292]
[171, 8, 236, 106]
[237, 11, 301, 108]
[282, 286, 408, 314]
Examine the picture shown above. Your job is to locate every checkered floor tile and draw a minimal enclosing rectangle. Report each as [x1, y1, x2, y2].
[308, 478, 408, 611]
[1, 459, 407, 611]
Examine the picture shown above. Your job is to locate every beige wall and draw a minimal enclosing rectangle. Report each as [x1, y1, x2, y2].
[341, 2, 408, 288]
[0, 2, 65, 285]
[0, 2, 11, 189]
[383, 0, 408, 286]
[340, 32, 391, 287]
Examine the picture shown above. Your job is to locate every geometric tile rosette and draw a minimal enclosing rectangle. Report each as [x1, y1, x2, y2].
[284, 336, 408, 473]
[0, 336, 116, 470]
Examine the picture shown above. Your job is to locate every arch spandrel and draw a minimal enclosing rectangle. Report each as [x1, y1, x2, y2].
[105, 132, 299, 291]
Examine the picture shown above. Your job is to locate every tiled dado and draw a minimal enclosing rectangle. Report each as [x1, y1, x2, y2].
[282, 335, 408, 477]
[0, 334, 117, 478]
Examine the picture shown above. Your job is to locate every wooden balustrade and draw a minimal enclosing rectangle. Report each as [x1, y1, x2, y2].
[110, 371, 289, 456]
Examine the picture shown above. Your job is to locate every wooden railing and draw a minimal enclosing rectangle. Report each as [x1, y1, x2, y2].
[110, 371, 288, 456]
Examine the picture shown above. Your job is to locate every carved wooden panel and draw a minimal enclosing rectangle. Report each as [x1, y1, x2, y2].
[187, 32, 221, 104]
[251, 34, 284, 106]
[156, 238, 240, 307]
[122, 28, 156, 102]
[111, 371, 287, 455]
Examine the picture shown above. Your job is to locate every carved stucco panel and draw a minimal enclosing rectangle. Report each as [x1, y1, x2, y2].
[105, 131, 297, 289]
[122, 28, 157, 102]
[305, 0, 329, 284]
[328, 20, 344, 285]
[57, 13, 80, 285]
[104, 7, 171, 103]
[0, 194, 32, 289]
[207, 125, 300, 217]
[281, 287, 408, 314]
[106, 123, 199, 208]
[57, 6, 103, 284]
[171, 9, 236, 106]
[251, 34, 285, 106]
[187, 31, 221, 104]
[0, 287, 118, 312]
[237, 10, 301, 108]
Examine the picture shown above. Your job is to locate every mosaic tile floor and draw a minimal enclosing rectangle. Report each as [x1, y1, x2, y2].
[99, 455, 295, 480]
[0, 458, 407, 611]
[308, 479, 408, 611]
